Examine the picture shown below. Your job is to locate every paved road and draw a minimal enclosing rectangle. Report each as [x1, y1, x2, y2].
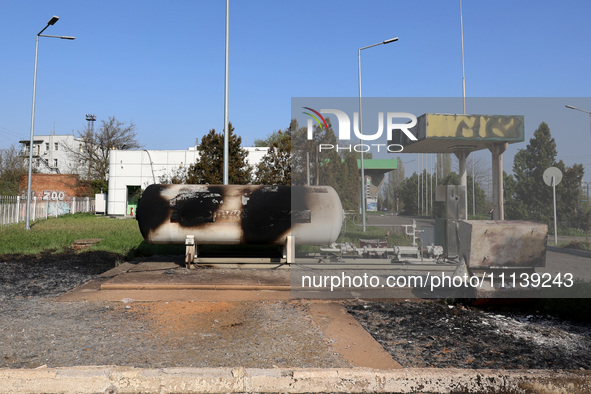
[543, 250, 591, 282]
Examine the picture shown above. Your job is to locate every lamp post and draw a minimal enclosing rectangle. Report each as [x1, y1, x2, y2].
[25, 16, 75, 230]
[565, 105, 591, 140]
[358, 37, 398, 232]
[223, 0, 230, 185]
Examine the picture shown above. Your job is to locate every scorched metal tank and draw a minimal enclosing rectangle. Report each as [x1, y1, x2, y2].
[136, 184, 343, 246]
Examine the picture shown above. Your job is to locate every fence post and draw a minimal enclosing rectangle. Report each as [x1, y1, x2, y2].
[32, 196, 37, 222]
[16, 196, 20, 223]
[86, 197, 90, 213]
[72, 197, 76, 214]
[45, 200, 48, 220]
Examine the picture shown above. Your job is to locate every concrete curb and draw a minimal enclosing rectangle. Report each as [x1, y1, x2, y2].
[0, 366, 589, 393]
[100, 283, 291, 291]
[547, 245, 591, 259]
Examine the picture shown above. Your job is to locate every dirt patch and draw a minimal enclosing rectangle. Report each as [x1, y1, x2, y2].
[129, 301, 245, 337]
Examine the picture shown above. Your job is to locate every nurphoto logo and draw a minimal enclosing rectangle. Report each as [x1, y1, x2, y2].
[302, 107, 417, 153]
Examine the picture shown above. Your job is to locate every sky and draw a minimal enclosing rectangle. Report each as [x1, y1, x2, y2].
[1, 1, 591, 180]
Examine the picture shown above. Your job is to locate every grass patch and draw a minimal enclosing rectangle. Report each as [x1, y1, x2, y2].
[1, 213, 416, 258]
[0, 213, 182, 259]
[561, 240, 591, 252]
[548, 227, 590, 237]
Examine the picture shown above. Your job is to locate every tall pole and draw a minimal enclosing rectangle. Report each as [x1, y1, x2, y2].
[223, 0, 230, 185]
[417, 154, 420, 216]
[460, 0, 475, 217]
[358, 47, 365, 231]
[460, 0, 466, 115]
[25, 35, 40, 230]
[358, 37, 398, 232]
[552, 176, 558, 245]
[25, 16, 75, 230]
[565, 105, 591, 190]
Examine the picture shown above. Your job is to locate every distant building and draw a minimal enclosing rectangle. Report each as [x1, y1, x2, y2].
[19, 134, 85, 175]
[107, 147, 269, 216]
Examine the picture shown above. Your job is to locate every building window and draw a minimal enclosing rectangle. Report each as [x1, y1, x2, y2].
[45, 143, 49, 151]
[54, 159, 58, 167]
[54, 142, 58, 151]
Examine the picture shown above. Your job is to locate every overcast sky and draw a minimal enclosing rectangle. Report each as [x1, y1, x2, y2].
[1, 1, 590, 179]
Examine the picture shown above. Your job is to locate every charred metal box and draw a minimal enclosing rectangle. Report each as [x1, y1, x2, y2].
[459, 220, 547, 268]
[434, 185, 467, 256]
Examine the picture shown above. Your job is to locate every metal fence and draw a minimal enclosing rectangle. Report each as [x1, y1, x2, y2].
[0, 196, 95, 228]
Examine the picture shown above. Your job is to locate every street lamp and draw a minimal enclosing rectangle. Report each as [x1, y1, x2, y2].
[565, 105, 591, 141]
[25, 16, 75, 230]
[358, 37, 398, 232]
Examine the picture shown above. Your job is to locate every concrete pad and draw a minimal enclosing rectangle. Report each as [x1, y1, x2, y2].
[307, 302, 402, 369]
[57, 262, 293, 302]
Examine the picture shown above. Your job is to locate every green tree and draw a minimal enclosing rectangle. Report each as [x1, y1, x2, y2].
[0, 145, 28, 195]
[334, 151, 360, 211]
[290, 118, 360, 210]
[254, 129, 286, 147]
[509, 122, 557, 224]
[400, 173, 419, 215]
[383, 156, 405, 211]
[555, 162, 590, 230]
[255, 128, 291, 185]
[507, 122, 590, 231]
[186, 123, 252, 185]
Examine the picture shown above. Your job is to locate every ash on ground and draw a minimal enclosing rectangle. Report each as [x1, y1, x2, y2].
[345, 300, 591, 370]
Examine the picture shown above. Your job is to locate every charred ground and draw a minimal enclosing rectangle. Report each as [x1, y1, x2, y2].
[0, 251, 590, 370]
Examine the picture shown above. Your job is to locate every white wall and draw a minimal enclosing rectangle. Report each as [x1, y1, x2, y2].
[107, 147, 269, 216]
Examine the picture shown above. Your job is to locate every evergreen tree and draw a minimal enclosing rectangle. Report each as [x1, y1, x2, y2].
[510, 122, 557, 224]
[507, 122, 590, 231]
[186, 123, 251, 185]
[400, 173, 419, 215]
[334, 151, 360, 211]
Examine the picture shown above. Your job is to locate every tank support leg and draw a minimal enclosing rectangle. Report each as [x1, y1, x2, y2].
[285, 235, 295, 264]
[185, 235, 195, 268]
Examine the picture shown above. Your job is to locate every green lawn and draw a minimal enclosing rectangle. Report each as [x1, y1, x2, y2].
[0, 213, 183, 258]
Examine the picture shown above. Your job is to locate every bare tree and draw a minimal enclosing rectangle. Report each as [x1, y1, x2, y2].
[68, 116, 141, 182]
[0, 145, 28, 195]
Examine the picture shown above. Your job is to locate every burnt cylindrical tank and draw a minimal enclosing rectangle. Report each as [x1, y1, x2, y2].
[136, 184, 343, 246]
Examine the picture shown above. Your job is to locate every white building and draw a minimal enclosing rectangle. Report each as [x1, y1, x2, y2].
[107, 147, 269, 216]
[19, 134, 85, 175]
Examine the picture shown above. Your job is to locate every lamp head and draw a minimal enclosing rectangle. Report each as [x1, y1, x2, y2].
[47, 16, 59, 25]
[383, 37, 399, 44]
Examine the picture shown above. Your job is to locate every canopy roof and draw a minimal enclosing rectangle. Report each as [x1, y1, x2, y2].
[390, 113, 525, 154]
